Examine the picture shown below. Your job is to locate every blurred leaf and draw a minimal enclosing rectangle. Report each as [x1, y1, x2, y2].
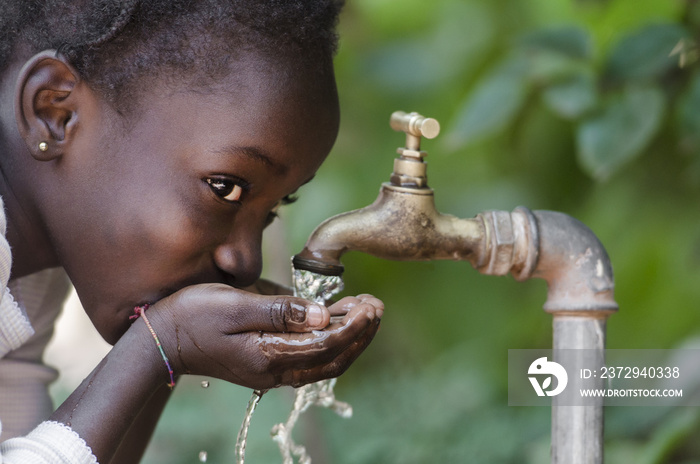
[541, 71, 597, 119]
[361, 2, 494, 92]
[676, 72, 700, 156]
[353, 0, 439, 37]
[605, 23, 689, 83]
[519, 26, 592, 60]
[640, 408, 699, 464]
[525, 50, 589, 85]
[576, 85, 665, 180]
[669, 38, 700, 69]
[579, 0, 684, 58]
[687, 0, 700, 31]
[516, 27, 593, 86]
[363, 40, 447, 91]
[447, 55, 529, 148]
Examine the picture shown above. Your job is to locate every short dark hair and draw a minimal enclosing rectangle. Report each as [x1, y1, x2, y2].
[1, 0, 344, 111]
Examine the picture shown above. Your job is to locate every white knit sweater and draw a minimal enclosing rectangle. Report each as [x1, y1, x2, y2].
[0, 197, 97, 463]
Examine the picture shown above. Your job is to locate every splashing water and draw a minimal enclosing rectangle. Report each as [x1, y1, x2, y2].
[233, 267, 348, 464]
[271, 378, 352, 464]
[270, 268, 350, 464]
[198, 450, 208, 462]
[290, 268, 344, 302]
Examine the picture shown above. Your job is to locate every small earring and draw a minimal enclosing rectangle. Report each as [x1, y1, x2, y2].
[38, 142, 48, 152]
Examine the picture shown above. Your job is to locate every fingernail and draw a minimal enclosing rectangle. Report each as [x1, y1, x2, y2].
[307, 304, 324, 327]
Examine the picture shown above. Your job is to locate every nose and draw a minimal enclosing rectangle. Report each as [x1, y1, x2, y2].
[213, 227, 264, 288]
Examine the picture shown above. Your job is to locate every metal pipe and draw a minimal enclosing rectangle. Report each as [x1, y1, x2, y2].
[292, 112, 618, 463]
[552, 316, 606, 464]
[475, 209, 616, 464]
[526, 211, 616, 464]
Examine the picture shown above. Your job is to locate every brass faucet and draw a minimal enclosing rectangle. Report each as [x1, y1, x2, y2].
[293, 111, 489, 276]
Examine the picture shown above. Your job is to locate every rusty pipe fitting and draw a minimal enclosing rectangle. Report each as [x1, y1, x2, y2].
[476, 208, 617, 315]
[476, 208, 538, 279]
[533, 211, 617, 314]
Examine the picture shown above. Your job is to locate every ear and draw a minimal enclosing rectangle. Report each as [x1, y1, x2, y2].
[14, 50, 85, 161]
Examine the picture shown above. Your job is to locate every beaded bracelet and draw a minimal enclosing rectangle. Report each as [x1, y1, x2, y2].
[130, 304, 176, 389]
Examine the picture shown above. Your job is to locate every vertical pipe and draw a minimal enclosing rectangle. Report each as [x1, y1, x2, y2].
[551, 315, 606, 464]
[478, 209, 615, 464]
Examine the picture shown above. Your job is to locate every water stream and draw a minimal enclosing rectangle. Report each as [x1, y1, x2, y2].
[234, 267, 349, 464]
[234, 389, 265, 464]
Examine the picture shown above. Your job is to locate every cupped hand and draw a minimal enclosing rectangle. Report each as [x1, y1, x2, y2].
[144, 284, 383, 390]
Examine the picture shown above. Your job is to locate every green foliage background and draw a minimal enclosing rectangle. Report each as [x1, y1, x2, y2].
[145, 1, 700, 462]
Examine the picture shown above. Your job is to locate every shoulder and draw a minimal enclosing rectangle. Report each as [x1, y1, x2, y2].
[0, 421, 98, 463]
[0, 196, 34, 358]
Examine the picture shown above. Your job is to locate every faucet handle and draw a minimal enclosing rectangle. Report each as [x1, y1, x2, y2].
[390, 111, 440, 156]
[388, 111, 440, 188]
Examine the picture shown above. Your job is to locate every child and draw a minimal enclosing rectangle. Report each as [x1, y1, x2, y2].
[0, 1, 384, 462]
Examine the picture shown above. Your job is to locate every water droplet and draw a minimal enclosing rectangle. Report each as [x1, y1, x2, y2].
[201, 380, 210, 388]
[198, 450, 208, 462]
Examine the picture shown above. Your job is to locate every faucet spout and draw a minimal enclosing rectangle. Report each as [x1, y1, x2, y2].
[293, 183, 486, 276]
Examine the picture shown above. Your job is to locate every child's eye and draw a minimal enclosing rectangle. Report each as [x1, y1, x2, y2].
[206, 178, 246, 203]
[265, 194, 299, 226]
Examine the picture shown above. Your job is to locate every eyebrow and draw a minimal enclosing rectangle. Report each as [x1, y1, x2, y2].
[216, 145, 289, 175]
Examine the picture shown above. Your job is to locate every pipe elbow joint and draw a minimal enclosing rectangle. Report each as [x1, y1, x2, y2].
[478, 208, 618, 315]
[532, 210, 618, 315]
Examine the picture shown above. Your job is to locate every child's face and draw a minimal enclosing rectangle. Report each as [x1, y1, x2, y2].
[45, 59, 339, 344]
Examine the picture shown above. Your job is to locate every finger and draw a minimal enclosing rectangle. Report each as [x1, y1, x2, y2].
[285, 316, 381, 387]
[327, 295, 383, 317]
[327, 296, 362, 316]
[339, 299, 380, 325]
[201, 286, 331, 333]
[264, 297, 330, 332]
[246, 304, 381, 389]
[257, 302, 378, 369]
[356, 294, 383, 307]
[355, 294, 384, 318]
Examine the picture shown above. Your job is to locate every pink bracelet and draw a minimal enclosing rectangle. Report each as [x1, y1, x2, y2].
[131, 304, 176, 389]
